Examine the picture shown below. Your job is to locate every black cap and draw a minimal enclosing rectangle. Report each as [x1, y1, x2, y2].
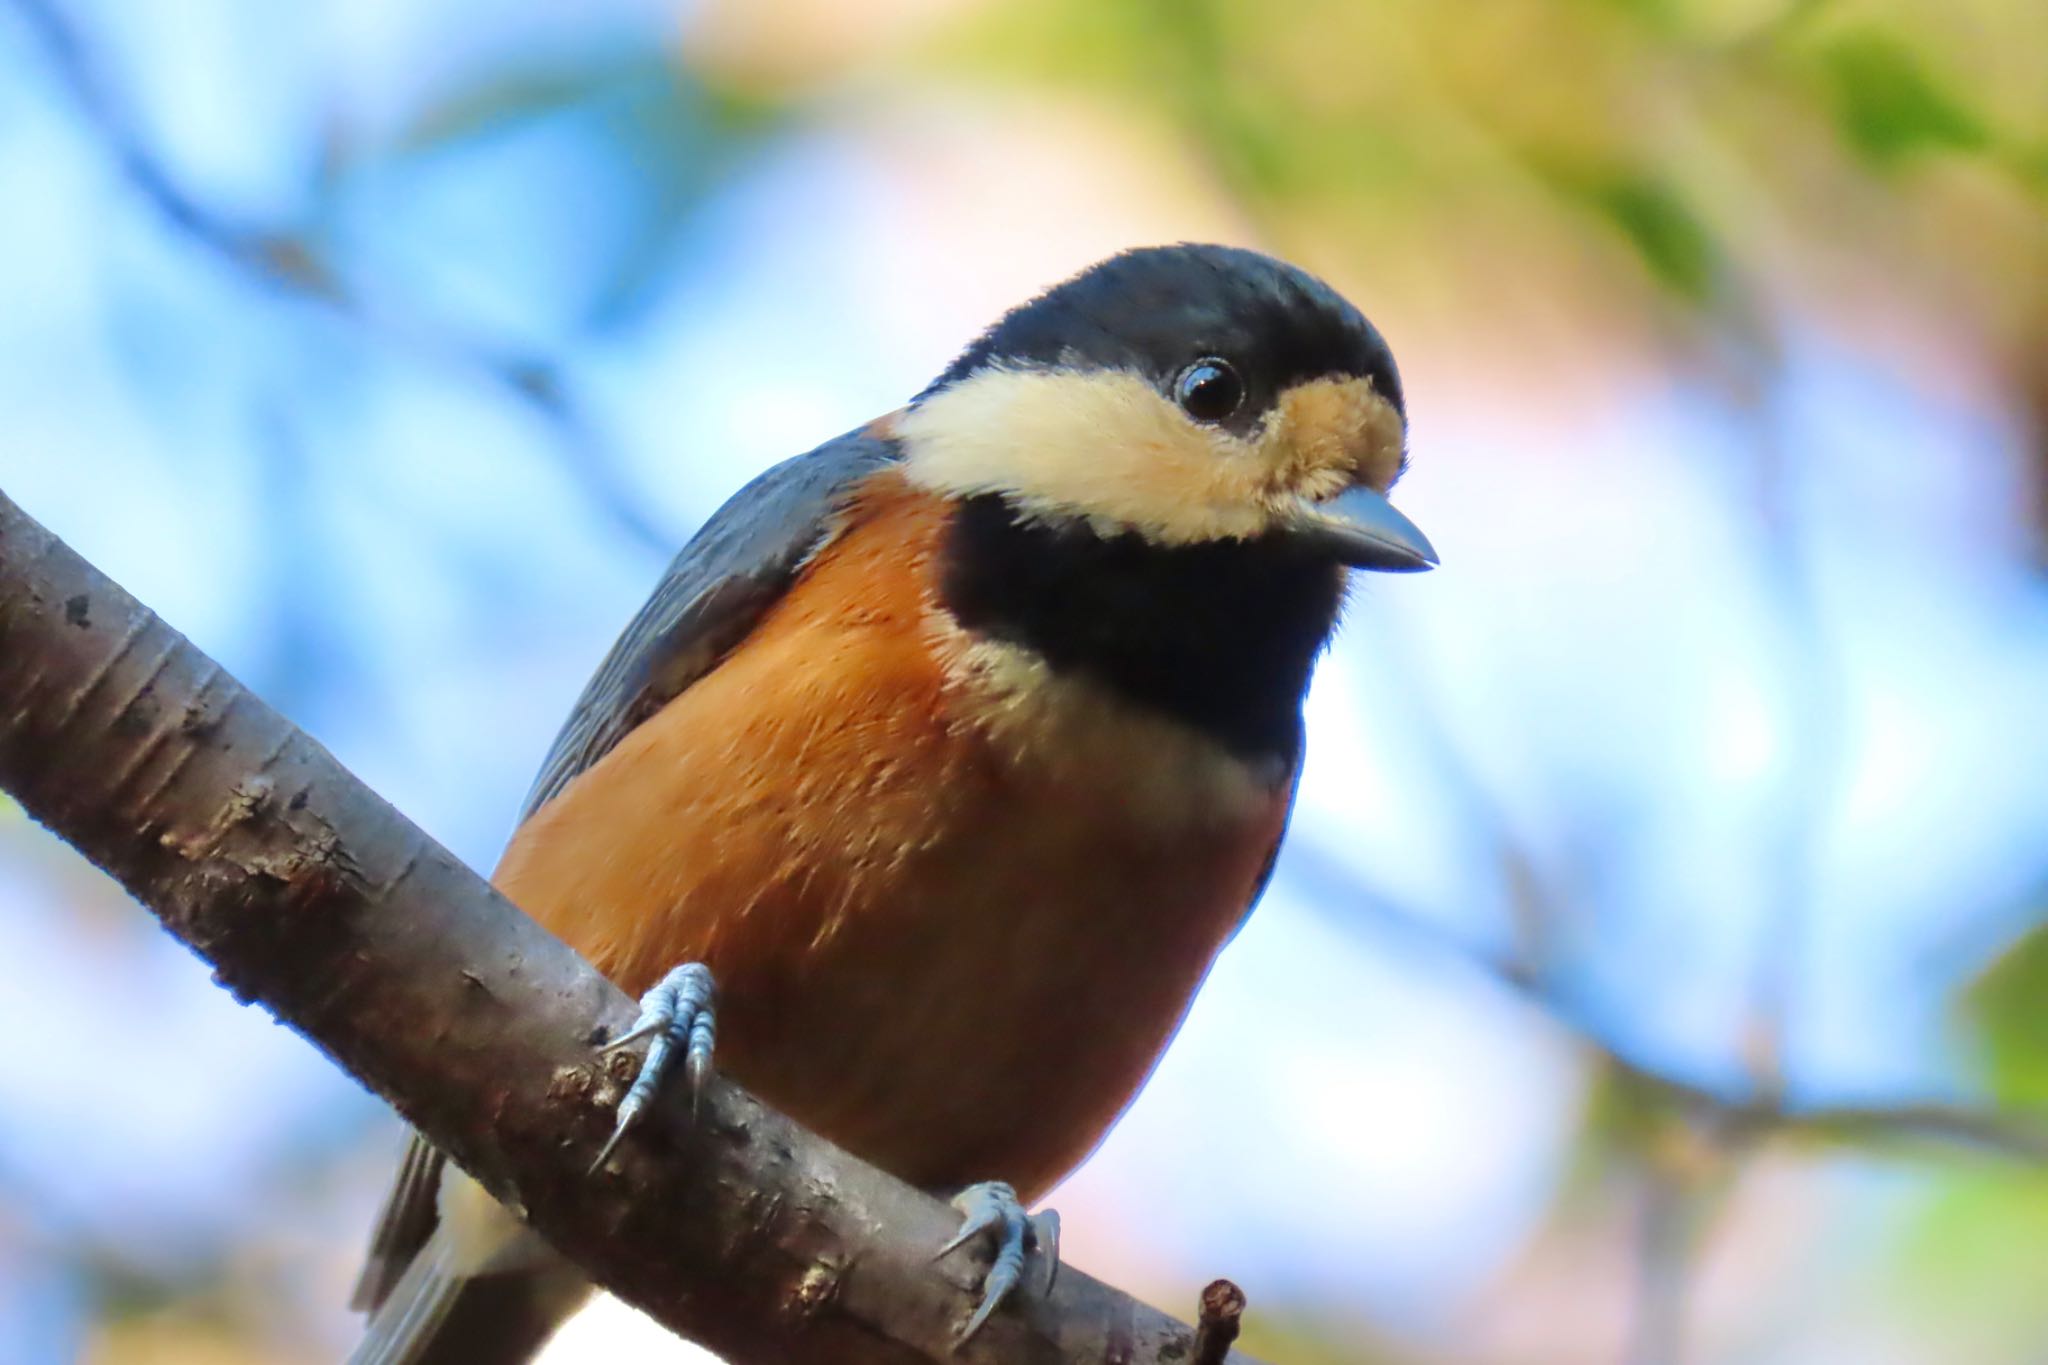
[921, 243, 1403, 436]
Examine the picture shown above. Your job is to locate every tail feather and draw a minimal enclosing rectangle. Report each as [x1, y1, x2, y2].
[347, 1230, 467, 1365]
[352, 1136, 447, 1313]
[350, 1226, 592, 1365]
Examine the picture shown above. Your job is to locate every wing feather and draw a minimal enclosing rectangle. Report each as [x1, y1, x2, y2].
[519, 428, 900, 819]
[353, 423, 899, 1312]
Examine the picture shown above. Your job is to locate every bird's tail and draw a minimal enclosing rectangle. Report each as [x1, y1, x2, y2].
[347, 1227, 591, 1365]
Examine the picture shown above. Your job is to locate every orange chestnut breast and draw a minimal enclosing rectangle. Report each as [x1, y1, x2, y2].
[493, 472, 1292, 1199]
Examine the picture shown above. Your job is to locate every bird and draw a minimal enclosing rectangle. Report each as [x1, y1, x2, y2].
[347, 242, 1435, 1365]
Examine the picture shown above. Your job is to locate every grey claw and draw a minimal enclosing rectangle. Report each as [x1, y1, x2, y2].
[934, 1189, 1007, 1261]
[1031, 1209, 1061, 1296]
[597, 1017, 664, 1054]
[936, 1181, 1053, 1345]
[585, 1121, 632, 1177]
[588, 962, 716, 1173]
[685, 1007, 715, 1115]
[959, 1249, 1022, 1344]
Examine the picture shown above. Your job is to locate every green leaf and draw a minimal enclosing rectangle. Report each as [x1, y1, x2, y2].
[1540, 161, 1725, 305]
[1965, 919, 2048, 1108]
[1590, 174, 1721, 303]
[1816, 31, 1989, 166]
[1893, 1164, 2048, 1348]
[1579, 0, 1683, 37]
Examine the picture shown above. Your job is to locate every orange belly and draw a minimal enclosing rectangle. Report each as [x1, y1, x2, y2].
[493, 475, 1290, 1200]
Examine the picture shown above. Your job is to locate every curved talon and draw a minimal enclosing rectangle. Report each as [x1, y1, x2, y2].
[935, 1181, 1054, 1345]
[588, 962, 717, 1173]
[1031, 1208, 1061, 1296]
[934, 1183, 1012, 1260]
[596, 1017, 664, 1053]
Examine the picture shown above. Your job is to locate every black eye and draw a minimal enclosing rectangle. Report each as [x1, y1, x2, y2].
[1174, 358, 1244, 423]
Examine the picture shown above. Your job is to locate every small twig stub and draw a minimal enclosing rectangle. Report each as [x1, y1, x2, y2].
[1191, 1278, 1246, 1365]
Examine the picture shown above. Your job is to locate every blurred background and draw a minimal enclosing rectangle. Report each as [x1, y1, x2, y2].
[0, 0, 2044, 1361]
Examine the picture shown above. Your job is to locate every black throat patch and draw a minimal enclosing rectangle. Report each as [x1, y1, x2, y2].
[937, 494, 1346, 767]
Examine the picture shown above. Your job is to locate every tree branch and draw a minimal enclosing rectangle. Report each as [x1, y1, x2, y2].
[0, 485, 1266, 1364]
[1284, 843, 2048, 1166]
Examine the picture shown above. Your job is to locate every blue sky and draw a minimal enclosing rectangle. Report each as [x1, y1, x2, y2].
[1, 1, 2043, 1359]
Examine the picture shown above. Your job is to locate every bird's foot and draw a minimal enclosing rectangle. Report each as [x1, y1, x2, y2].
[933, 1180, 1060, 1344]
[588, 962, 717, 1172]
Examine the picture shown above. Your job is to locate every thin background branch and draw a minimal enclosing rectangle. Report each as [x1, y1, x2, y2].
[1282, 842, 2048, 1165]
[4, 0, 675, 558]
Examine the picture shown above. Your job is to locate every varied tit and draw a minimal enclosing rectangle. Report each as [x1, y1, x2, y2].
[349, 242, 1435, 1365]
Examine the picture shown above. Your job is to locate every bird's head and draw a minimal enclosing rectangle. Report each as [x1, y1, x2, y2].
[898, 243, 1435, 573]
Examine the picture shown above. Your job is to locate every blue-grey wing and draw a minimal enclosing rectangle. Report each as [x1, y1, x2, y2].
[518, 425, 900, 821]
[351, 423, 897, 1316]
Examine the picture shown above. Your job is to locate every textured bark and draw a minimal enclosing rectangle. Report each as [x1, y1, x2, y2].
[0, 486, 1266, 1365]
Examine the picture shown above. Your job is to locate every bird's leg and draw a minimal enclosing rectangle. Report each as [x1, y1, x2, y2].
[588, 962, 717, 1172]
[932, 1180, 1061, 1343]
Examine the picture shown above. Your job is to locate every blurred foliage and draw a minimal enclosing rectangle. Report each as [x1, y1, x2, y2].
[1535, 160, 1728, 307]
[376, 52, 790, 331]
[916, 0, 2044, 335]
[87, 1313, 308, 1365]
[1811, 28, 1991, 166]
[3, 0, 2046, 1362]
[1236, 1314, 1405, 1365]
[1966, 918, 2048, 1110]
[1894, 1165, 2048, 1360]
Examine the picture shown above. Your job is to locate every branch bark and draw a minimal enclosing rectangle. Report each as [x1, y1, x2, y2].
[0, 486, 1267, 1365]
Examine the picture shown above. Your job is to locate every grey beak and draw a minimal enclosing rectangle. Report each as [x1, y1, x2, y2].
[1284, 485, 1438, 572]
